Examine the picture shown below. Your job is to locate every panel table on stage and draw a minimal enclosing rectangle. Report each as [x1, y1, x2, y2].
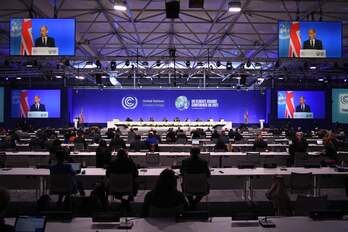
[107, 120, 233, 131]
[5, 217, 348, 232]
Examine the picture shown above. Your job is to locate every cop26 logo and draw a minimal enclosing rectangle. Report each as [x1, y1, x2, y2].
[339, 94, 348, 113]
[122, 96, 138, 110]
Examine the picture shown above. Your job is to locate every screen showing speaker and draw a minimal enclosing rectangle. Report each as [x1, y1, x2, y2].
[10, 18, 75, 56]
[332, 88, 348, 124]
[278, 21, 342, 58]
[11, 89, 61, 118]
[277, 91, 325, 119]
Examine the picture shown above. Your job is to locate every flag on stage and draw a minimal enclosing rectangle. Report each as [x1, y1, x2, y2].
[244, 110, 249, 124]
[19, 90, 29, 118]
[20, 19, 33, 56]
[288, 22, 301, 58]
[285, 91, 295, 118]
[79, 109, 84, 125]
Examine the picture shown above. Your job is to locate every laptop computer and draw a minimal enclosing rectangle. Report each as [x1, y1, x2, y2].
[68, 163, 81, 174]
[14, 216, 46, 232]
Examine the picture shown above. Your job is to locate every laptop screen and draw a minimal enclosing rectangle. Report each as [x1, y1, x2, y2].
[15, 216, 46, 232]
[68, 163, 81, 173]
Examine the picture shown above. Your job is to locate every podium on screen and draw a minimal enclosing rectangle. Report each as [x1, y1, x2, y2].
[28, 111, 49, 118]
[32, 47, 59, 56]
[300, 49, 326, 58]
[293, 112, 313, 119]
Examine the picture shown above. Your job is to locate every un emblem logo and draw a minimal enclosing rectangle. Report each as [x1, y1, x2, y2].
[122, 96, 138, 110]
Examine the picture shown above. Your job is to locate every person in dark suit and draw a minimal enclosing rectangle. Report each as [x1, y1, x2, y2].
[288, 132, 308, 166]
[303, 28, 323, 50]
[30, 95, 46, 112]
[142, 169, 188, 217]
[35, 25, 56, 47]
[296, 96, 311, 112]
[106, 149, 138, 204]
[0, 188, 14, 232]
[49, 150, 85, 207]
[109, 134, 126, 152]
[96, 140, 112, 168]
[253, 133, 268, 151]
[180, 148, 211, 208]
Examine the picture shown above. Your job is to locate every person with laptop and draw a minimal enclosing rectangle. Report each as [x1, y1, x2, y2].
[180, 148, 211, 209]
[0, 188, 14, 232]
[49, 150, 85, 207]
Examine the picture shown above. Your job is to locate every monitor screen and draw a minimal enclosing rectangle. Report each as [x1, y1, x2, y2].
[332, 88, 348, 124]
[15, 216, 46, 232]
[10, 18, 75, 56]
[278, 21, 342, 58]
[11, 89, 61, 118]
[0, 87, 4, 122]
[277, 91, 325, 119]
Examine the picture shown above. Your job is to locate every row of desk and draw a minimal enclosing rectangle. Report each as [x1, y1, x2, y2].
[13, 143, 326, 153]
[1, 167, 347, 201]
[4, 217, 348, 232]
[5, 151, 348, 168]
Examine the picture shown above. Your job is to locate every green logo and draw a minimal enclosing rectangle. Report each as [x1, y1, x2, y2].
[175, 96, 190, 111]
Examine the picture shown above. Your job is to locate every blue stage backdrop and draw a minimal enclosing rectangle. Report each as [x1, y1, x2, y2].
[10, 18, 75, 56]
[332, 89, 348, 124]
[277, 91, 326, 119]
[278, 21, 342, 58]
[68, 89, 268, 124]
[0, 87, 4, 122]
[11, 89, 61, 118]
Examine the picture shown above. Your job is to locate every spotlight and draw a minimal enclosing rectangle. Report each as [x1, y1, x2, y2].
[189, 0, 204, 8]
[246, 59, 251, 68]
[96, 60, 102, 69]
[125, 60, 130, 66]
[309, 65, 317, 70]
[110, 61, 116, 71]
[16, 77, 22, 80]
[75, 75, 85, 80]
[96, 73, 102, 85]
[114, 1, 127, 11]
[216, 61, 221, 67]
[228, 0, 241, 13]
[55, 75, 63, 79]
[226, 61, 232, 70]
[169, 48, 176, 57]
[185, 61, 191, 67]
[165, 0, 180, 19]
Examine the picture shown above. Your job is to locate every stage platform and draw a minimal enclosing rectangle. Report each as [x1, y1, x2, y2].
[107, 120, 232, 131]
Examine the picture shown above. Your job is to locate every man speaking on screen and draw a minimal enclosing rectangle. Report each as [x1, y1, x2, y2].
[303, 28, 323, 50]
[296, 96, 311, 113]
[34, 25, 56, 47]
[30, 95, 46, 112]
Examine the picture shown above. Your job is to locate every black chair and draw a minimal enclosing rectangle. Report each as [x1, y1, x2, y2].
[290, 172, 314, 195]
[294, 195, 328, 216]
